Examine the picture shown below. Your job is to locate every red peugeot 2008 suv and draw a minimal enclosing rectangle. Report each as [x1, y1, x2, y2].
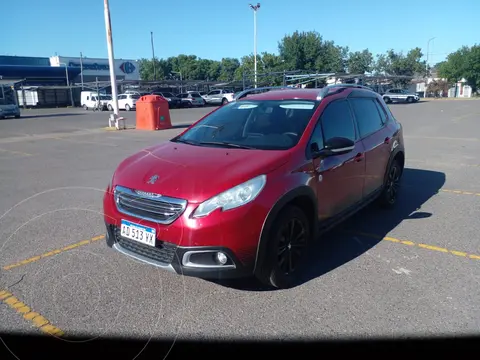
[103, 84, 405, 289]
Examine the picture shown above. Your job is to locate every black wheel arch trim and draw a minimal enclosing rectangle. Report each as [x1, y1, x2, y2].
[253, 186, 318, 275]
[384, 145, 405, 185]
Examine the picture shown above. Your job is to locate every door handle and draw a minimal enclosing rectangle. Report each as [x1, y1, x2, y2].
[384, 137, 391, 144]
[354, 153, 364, 162]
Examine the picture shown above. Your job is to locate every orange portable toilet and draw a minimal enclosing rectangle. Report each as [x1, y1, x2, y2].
[135, 95, 172, 131]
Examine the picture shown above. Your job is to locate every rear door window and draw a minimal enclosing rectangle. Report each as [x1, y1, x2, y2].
[349, 98, 385, 138]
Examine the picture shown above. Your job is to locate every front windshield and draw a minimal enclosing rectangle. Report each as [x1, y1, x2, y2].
[174, 99, 319, 150]
[163, 92, 174, 97]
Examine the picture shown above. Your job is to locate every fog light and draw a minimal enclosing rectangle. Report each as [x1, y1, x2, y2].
[216, 252, 228, 265]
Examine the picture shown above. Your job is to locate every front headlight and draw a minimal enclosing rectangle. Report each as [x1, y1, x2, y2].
[192, 175, 267, 218]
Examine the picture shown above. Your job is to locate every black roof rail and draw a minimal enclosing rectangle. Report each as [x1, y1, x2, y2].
[316, 84, 374, 100]
[233, 86, 292, 101]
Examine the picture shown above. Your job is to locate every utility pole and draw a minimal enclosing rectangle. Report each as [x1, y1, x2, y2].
[103, 0, 119, 120]
[80, 52, 84, 90]
[172, 71, 182, 93]
[249, 3, 260, 89]
[151, 31, 157, 81]
[425, 37, 436, 98]
[60, 62, 75, 107]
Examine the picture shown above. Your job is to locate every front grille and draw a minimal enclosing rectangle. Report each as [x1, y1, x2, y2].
[114, 226, 177, 264]
[114, 185, 187, 224]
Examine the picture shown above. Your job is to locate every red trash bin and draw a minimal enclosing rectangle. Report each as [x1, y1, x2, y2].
[135, 95, 172, 131]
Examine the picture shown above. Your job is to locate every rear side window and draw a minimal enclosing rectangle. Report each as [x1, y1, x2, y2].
[373, 99, 388, 124]
[349, 98, 384, 138]
[320, 100, 356, 143]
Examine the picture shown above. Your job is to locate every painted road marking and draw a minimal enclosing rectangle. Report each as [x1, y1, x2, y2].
[407, 159, 480, 168]
[49, 136, 118, 147]
[0, 289, 64, 336]
[440, 189, 480, 197]
[3, 235, 105, 271]
[348, 231, 480, 261]
[0, 148, 33, 157]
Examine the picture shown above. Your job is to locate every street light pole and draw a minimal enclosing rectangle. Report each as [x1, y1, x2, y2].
[60, 62, 75, 107]
[80, 52, 84, 90]
[249, 3, 260, 88]
[151, 31, 157, 81]
[425, 37, 436, 98]
[103, 0, 119, 119]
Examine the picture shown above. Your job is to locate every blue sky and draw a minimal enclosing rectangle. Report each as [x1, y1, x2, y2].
[3, 0, 478, 66]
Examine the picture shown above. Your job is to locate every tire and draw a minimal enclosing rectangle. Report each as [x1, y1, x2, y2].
[107, 104, 113, 111]
[383, 96, 391, 104]
[125, 104, 131, 111]
[222, 98, 229, 105]
[407, 97, 413, 103]
[83, 104, 88, 110]
[257, 205, 311, 289]
[14, 115, 20, 118]
[377, 159, 402, 208]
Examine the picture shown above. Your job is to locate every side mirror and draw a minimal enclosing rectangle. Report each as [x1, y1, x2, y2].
[311, 137, 355, 158]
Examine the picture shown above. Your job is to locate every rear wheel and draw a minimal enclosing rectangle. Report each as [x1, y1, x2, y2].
[222, 98, 229, 105]
[107, 104, 113, 111]
[383, 96, 391, 104]
[378, 160, 402, 208]
[257, 205, 310, 289]
[125, 104, 131, 111]
[407, 97, 413, 103]
[83, 104, 88, 110]
[14, 114, 20, 118]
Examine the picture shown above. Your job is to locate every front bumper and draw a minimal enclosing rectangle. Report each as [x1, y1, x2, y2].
[105, 223, 253, 279]
[0, 110, 20, 117]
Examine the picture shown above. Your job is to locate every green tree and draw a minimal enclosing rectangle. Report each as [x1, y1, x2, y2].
[438, 45, 480, 93]
[347, 49, 374, 74]
[373, 48, 425, 86]
[278, 31, 346, 73]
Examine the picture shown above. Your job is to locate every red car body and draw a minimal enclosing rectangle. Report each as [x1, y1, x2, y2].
[103, 84, 405, 288]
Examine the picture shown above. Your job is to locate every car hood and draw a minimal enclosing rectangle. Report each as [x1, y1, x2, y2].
[113, 141, 289, 203]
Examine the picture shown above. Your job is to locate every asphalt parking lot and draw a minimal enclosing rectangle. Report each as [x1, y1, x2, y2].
[0, 99, 479, 349]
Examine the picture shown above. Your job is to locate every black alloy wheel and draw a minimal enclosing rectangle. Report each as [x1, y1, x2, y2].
[258, 205, 310, 289]
[378, 160, 401, 208]
[277, 218, 307, 275]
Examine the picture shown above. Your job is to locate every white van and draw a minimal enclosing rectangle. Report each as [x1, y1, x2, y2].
[81, 91, 112, 110]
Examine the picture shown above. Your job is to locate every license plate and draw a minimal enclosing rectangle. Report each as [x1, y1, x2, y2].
[120, 220, 156, 247]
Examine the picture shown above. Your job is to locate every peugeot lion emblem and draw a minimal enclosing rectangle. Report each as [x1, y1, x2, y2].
[147, 174, 159, 184]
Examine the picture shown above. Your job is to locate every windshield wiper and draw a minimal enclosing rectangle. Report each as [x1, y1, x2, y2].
[197, 141, 255, 149]
[172, 138, 200, 146]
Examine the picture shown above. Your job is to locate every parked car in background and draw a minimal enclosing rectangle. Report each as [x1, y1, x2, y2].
[203, 89, 235, 105]
[151, 92, 181, 108]
[103, 84, 405, 289]
[107, 93, 140, 111]
[81, 91, 111, 110]
[382, 89, 419, 104]
[187, 91, 207, 106]
[177, 92, 205, 107]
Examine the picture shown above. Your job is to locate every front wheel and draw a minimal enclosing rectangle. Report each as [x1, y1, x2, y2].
[378, 160, 402, 208]
[107, 104, 113, 111]
[222, 98, 229, 105]
[383, 96, 391, 104]
[257, 205, 310, 289]
[407, 97, 413, 103]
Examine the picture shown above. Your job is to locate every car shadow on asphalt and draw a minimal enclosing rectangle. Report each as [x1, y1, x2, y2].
[170, 123, 192, 129]
[215, 167, 446, 291]
[16, 113, 88, 119]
